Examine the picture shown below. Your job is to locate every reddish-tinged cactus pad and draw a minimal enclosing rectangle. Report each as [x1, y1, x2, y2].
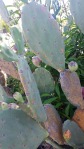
[60, 70, 84, 109]
[44, 104, 64, 145]
[72, 109, 84, 132]
[0, 71, 5, 86]
[0, 59, 20, 80]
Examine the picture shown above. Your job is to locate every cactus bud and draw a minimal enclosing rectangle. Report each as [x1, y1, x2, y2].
[13, 92, 24, 103]
[32, 56, 41, 67]
[0, 102, 8, 110]
[68, 61, 78, 72]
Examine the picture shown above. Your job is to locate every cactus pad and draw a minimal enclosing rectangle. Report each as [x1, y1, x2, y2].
[72, 109, 84, 132]
[0, 109, 48, 149]
[44, 104, 64, 145]
[0, 59, 20, 80]
[60, 70, 84, 109]
[0, 0, 10, 24]
[33, 67, 55, 94]
[0, 84, 15, 103]
[17, 56, 47, 122]
[63, 120, 84, 148]
[0, 45, 18, 62]
[21, 2, 65, 72]
[70, 0, 84, 34]
[11, 26, 25, 55]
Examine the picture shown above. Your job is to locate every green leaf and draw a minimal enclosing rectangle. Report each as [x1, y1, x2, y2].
[55, 84, 60, 98]
[55, 102, 63, 108]
[43, 97, 57, 104]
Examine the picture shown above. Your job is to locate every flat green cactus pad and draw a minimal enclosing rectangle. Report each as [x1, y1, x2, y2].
[0, 109, 48, 149]
[70, 0, 84, 34]
[21, 2, 65, 72]
[17, 56, 47, 122]
[0, 45, 18, 62]
[11, 26, 25, 55]
[33, 67, 55, 94]
[0, 0, 10, 24]
[63, 120, 84, 148]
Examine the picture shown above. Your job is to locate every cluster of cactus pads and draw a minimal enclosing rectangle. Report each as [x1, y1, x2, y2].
[0, 0, 84, 148]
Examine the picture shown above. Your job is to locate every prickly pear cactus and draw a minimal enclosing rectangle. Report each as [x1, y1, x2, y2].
[0, 84, 15, 103]
[63, 120, 84, 148]
[13, 92, 24, 103]
[0, 45, 18, 62]
[0, 59, 19, 80]
[70, 0, 84, 34]
[17, 56, 47, 122]
[33, 67, 55, 94]
[44, 104, 64, 145]
[21, 2, 65, 72]
[0, 109, 48, 149]
[32, 56, 41, 67]
[73, 109, 84, 132]
[60, 69, 84, 109]
[0, 0, 10, 24]
[11, 26, 25, 55]
[68, 61, 78, 72]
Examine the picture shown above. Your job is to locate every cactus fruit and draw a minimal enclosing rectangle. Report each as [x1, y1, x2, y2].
[0, 109, 48, 149]
[13, 92, 24, 103]
[72, 109, 84, 132]
[68, 61, 78, 72]
[0, 101, 8, 110]
[63, 120, 84, 148]
[44, 104, 64, 145]
[11, 26, 25, 55]
[33, 67, 55, 94]
[17, 56, 47, 122]
[70, 0, 84, 34]
[32, 56, 41, 67]
[60, 69, 84, 109]
[21, 2, 65, 72]
[0, 0, 10, 24]
[0, 59, 20, 80]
